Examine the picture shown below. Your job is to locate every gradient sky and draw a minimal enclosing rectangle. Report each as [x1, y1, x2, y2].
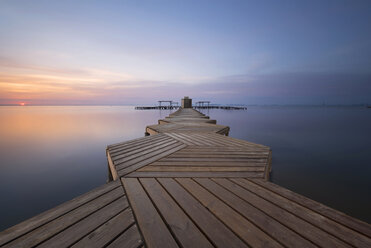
[1, 0, 371, 105]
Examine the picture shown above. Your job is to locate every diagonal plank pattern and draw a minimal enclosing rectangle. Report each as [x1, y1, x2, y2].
[123, 177, 371, 248]
[0, 180, 143, 248]
[107, 133, 271, 179]
[130, 133, 271, 179]
[1, 104, 370, 247]
[106, 110, 272, 181]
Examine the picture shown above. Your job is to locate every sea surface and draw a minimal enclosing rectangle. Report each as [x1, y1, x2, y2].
[0, 106, 370, 231]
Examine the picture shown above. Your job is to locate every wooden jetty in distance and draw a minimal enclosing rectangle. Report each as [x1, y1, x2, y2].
[135, 97, 247, 110]
[1, 96, 370, 247]
[195, 105, 247, 110]
[136, 105, 247, 110]
[135, 105, 180, 110]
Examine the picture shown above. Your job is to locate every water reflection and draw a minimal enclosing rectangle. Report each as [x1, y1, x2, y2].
[0, 106, 162, 231]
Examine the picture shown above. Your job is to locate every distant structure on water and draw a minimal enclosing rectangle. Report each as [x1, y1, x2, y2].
[135, 97, 247, 110]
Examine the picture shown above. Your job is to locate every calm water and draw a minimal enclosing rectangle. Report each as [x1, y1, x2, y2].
[0, 106, 370, 231]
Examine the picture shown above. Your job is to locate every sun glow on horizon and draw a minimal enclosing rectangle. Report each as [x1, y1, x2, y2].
[19, 102, 25, 106]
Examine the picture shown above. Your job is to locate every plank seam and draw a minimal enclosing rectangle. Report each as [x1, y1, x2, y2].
[109, 136, 174, 158]
[119, 178, 147, 248]
[234, 178, 357, 246]
[210, 178, 319, 247]
[247, 179, 371, 240]
[138, 178, 183, 248]
[118, 144, 187, 176]
[67, 206, 132, 247]
[173, 178, 250, 247]
[191, 178, 288, 247]
[103, 223, 142, 248]
[29, 195, 126, 248]
[0, 183, 122, 246]
[114, 140, 181, 167]
[155, 178, 217, 248]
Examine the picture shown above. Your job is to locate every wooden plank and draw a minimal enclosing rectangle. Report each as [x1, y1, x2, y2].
[166, 155, 268, 160]
[112, 139, 180, 167]
[264, 150, 272, 180]
[168, 153, 269, 158]
[38, 196, 129, 248]
[107, 150, 119, 180]
[110, 135, 173, 158]
[114, 139, 180, 165]
[171, 133, 213, 146]
[164, 117, 216, 124]
[190, 133, 228, 146]
[122, 178, 178, 248]
[155, 123, 228, 135]
[170, 151, 270, 155]
[216, 126, 230, 135]
[146, 124, 185, 133]
[176, 178, 282, 247]
[3, 187, 124, 248]
[194, 133, 247, 147]
[126, 171, 265, 178]
[195, 178, 316, 247]
[179, 132, 223, 145]
[146, 127, 159, 135]
[165, 133, 194, 145]
[140, 178, 213, 248]
[115, 142, 184, 170]
[211, 134, 269, 148]
[149, 161, 267, 167]
[157, 178, 247, 247]
[110, 135, 174, 158]
[160, 157, 268, 162]
[249, 179, 371, 241]
[71, 208, 135, 248]
[231, 178, 366, 247]
[106, 224, 143, 248]
[179, 147, 268, 152]
[0, 181, 121, 246]
[108, 134, 167, 152]
[138, 166, 265, 172]
[117, 144, 187, 176]
[107, 134, 164, 149]
[167, 132, 204, 145]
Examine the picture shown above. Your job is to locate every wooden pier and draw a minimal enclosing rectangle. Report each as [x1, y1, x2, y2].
[194, 105, 247, 110]
[135, 98, 247, 110]
[135, 106, 180, 110]
[1, 98, 370, 248]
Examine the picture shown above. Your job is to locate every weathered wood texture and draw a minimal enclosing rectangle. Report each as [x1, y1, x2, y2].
[106, 132, 271, 180]
[123, 177, 371, 248]
[0, 181, 143, 248]
[1, 106, 370, 247]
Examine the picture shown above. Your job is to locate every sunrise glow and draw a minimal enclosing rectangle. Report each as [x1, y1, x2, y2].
[0, 1, 370, 105]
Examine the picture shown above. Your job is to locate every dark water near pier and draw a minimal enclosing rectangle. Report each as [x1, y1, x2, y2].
[0, 106, 370, 231]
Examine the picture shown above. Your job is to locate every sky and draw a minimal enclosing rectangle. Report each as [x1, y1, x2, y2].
[0, 0, 371, 105]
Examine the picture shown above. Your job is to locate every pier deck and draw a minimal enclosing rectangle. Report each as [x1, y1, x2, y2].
[146, 108, 229, 135]
[1, 105, 370, 247]
[0, 180, 143, 248]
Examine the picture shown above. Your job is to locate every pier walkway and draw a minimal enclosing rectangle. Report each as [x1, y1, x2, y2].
[1, 103, 370, 247]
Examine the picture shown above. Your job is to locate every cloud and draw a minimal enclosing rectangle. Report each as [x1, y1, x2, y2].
[1, 55, 370, 105]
